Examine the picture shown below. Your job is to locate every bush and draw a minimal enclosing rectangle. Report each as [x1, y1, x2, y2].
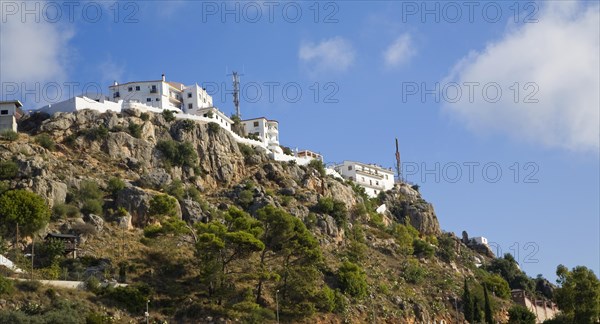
[238, 143, 255, 157]
[82, 125, 109, 141]
[508, 305, 536, 324]
[85, 276, 100, 293]
[149, 194, 178, 217]
[0, 275, 14, 295]
[0, 130, 18, 141]
[181, 119, 195, 132]
[162, 109, 176, 122]
[128, 122, 142, 138]
[81, 199, 103, 215]
[413, 239, 435, 258]
[208, 122, 220, 134]
[484, 274, 511, 299]
[237, 189, 254, 209]
[337, 261, 368, 298]
[156, 140, 198, 167]
[107, 177, 126, 196]
[35, 133, 55, 150]
[52, 203, 80, 220]
[402, 258, 426, 284]
[16, 280, 41, 292]
[0, 160, 18, 180]
[316, 197, 347, 227]
[308, 159, 326, 177]
[140, 112, 150, 121]
[143, 224, 162, 238]
[102, 283, 152, 313]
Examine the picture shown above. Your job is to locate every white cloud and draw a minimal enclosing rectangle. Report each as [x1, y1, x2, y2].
[443, 1, 600, 153]
[299, 37, 355, 73]
[0, 3, 74, 105]
[383, 33, 416, 67]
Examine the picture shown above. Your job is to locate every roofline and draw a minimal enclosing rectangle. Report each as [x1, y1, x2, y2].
[338, 160, 394, 173]
[241, 117, 278, 123]
[109, 80, 163, 87]
[0, 100, 23, 108]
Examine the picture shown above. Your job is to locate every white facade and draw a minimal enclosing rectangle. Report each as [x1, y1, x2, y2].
[472, 236, 488, 246]
[108, 74, 213, 113]
[333, 161, 395, 198]
[0, 100, 23, 132]
[241, 117, 282, 154]
[39, 95, 124, 115]
[196, 107, 233, 130]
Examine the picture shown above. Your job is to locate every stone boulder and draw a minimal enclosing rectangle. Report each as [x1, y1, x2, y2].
[116, 186, 152, 226]
[381, 183, 441, 235]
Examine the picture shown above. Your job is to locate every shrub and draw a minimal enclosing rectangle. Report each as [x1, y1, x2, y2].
[82, 125, 109, 141]
[238, 143, 255, 157]
[413, 239, 435, 258]
[52, 203, 79, 220]
[102, 283, 152, 313]
[237, 189, 254, 209]
[128, 122, 142, 138]
[156, 140, 198, 167]
[208, 122, 220, 134]
[0, 275, 14, 295]
[140, 112, 150, 121]
[484, 274, 511, 299]
[107, 177, 125, 196]
[281, 146, 293, 155]
[181, 119, 195, 132]
[308, 159, 326, 177]
[0, 160, 18, 180]
[162, 109, 176, 122]
[0, 130, 18, 141]
[35, 133, 55, 150]
[81, 199, 103, 215]
[149, 194, 178, 217]
[402, 258, 426, 284]
[85, 275, 100, 293]
[337, 261, 368, 298]
[16, 280, 41, 292]
[316, 197, 347, 227]
[508, 305, 536, 324]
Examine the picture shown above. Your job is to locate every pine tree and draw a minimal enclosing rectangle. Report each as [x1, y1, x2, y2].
[463, 278, 474, 322]
[484, 284, 494, 323]
[474, 298, 482, 323]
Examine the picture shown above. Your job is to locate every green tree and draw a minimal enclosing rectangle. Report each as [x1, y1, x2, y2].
[162, 109, 176, 122]
[554, 264, 600, 323]
[107, 177, 125, 196]
[0, 161, 18, 180]
[484, 284, 493, 324]
[484, 273, 511, 299]
[473, 298, 483, 323]
[195, 207, 264, 304]
[463, 278, 474, 323]
[0, 189, 50, 238]
[508, 305, 536, 324]
[149, 194, 178, 218]
[337, 261, 368, 298]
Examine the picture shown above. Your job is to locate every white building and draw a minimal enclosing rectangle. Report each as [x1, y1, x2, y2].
[241, 117, 282, 154]
[0, 100, 23, 132]
[108, 74, 212, 113]
[472, 236, 488, 246]
[333, 161, 395, 197]
[196, 107, 233, 131]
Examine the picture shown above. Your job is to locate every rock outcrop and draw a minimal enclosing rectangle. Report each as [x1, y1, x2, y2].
[380, 183, 441, 235]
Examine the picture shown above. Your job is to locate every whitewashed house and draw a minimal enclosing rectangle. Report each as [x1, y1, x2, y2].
[108, 74, 212, 113]
[333, 161, 395, 197]
[241, 117, 282, 154]
[472, 236, 488, 246]
[0, 100, 23, 132]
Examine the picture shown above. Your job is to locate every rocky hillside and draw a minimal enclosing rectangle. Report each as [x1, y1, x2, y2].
[0, 109, 560, 323]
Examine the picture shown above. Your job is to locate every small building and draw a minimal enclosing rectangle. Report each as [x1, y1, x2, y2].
[472, 236, 488, 246]
[511, 289, 559, 323]
[108, 74, 212, 112]
[296, 150, 323, 161]
[0, 100, 23, 132]
[195, 107, 233, 130]
[333, 161, 395, 198]
[241, 117, 282, 154]
[45, 233, 80, 259]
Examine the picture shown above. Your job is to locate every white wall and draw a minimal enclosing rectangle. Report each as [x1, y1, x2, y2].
[334, 161, 395, 198]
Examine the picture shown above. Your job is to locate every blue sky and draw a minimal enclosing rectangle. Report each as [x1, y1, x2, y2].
[1, 0, 599, 281]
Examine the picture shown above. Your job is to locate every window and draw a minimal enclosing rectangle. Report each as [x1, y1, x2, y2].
[146, 98, 151, 102]
[374, 190, 378, 194]
[370, 180, 372, 185]
[156, 98, 160, 101]
[0, 110, 8, 115]
[188, 103, 193, 109]
[385, 175, 388, 179]
[348, 166, 352, 171]
[128, 87, 133, 92]
[150, 85, 157, 93]
[187, 93, 192, 98]
[361, 177, 365, 182]
[113, 92, 120, 98]
[135, 86, 140, 91]
[253, 121, 259, 127]
[376, 181, 379, 186]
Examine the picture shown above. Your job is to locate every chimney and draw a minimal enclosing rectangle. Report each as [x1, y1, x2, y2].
[113, 80, 118, 86]
[162, 73, 166, 82]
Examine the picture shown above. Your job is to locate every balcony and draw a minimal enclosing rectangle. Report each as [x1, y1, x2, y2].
[150, 88, 158, 94]
[356, 169, 384, 179]
[267, 126, 278, 134]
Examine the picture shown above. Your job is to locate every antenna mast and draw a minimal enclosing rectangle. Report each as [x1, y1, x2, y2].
[395, 138, 402, 182]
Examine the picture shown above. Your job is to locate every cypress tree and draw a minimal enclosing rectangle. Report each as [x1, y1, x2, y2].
[463, 278, 474, 322]
[484, 284, 493, 323]
[474, 298, 482, 323]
